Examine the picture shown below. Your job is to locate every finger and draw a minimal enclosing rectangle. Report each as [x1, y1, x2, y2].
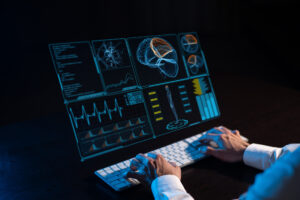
[130, 158, 143, 170]
[206, 127, 223, 135]
[199, 133, 221, 143]
[219, 126, 233, 135]
[233, 130, 241, 136]
[126, 171, 145, 183]
[147, 152, 157, 160]
[215, 127, 227, 134]
[169, 161, 177, 167]
[155, 154, 167, 164]
[205, 146, 225, 159]
[136, 153, 153, 166]
[148, 159, 157, 179]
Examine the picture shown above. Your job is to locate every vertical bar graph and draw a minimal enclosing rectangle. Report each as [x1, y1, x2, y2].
[209, 93, 219, 117]
[201, 95, 211, 119]
[205, 94, 214, 118]
[196, 92, 219, 120]
[196, 96, 206, 120]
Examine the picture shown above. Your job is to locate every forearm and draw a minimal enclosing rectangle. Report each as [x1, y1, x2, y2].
[151, 175, 194, 200]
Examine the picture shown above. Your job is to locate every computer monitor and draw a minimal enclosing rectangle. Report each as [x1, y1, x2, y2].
[49, 33, 220, 161]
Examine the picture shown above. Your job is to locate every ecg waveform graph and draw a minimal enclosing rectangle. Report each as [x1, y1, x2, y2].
[69, 98, 124, 129]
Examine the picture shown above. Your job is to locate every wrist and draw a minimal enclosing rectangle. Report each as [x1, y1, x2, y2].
[239, 142, 250, 160]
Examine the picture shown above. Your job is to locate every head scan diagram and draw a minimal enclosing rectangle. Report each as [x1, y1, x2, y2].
[136, 37, 179, 78]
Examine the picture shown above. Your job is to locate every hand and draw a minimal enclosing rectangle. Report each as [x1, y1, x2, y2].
[198, 126, 250, 162]
[126, 153, 181, 187]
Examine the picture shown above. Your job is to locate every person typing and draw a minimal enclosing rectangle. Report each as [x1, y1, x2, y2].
[126, 126, 300, 200]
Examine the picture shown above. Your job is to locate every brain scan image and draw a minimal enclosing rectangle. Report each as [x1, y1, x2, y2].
[180, 34, 199, 53]
[187, 55, 204, 75]
[136, 37, 179, 78]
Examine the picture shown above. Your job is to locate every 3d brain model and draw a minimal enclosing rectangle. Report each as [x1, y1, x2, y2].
[180, 34, 199, 53]
[136, 37, 179, 78]
[187, 54, 204, 75]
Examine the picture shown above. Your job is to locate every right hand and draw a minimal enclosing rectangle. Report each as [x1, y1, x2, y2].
[198, 126, 250, 162]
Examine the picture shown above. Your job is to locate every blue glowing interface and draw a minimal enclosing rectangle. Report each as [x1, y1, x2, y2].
[49, 33, 220, 161]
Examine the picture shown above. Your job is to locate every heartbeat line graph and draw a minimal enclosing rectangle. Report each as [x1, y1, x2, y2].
[70, 98, 124, 129]
[105, 73, 134, 90]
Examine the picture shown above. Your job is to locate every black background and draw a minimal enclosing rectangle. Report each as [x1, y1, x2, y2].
[1, 0, 299, 126]
[1, 1, 300, 199]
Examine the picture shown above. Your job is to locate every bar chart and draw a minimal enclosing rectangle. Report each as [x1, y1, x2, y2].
[196, 93, 219, 120]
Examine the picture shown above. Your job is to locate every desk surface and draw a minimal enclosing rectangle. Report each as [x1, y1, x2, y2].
[1, 74, 300, 200]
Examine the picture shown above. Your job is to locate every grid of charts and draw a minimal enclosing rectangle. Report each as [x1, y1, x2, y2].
[49, 33, 220, 161]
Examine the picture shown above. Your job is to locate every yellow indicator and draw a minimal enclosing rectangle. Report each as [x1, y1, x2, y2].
[150, 98, 158, 102]
[154, 110, 162, 115]
[152, 104, 160, 108]
[148, 91, 156, 95]
[155, 117, 163, 121]
[192, 78, 202, 95]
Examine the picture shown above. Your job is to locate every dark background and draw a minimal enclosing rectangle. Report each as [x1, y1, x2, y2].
[1, 1, 300, 199]
[0, 0, 299, 126]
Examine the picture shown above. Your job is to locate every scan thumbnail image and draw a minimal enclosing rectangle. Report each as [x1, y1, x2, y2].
[186, 54, 206, 75]
[180, 33, 200, 53]
[128, 35, 187, 86]
[92, 39, 138, 92]
[179, 33, 207, 76]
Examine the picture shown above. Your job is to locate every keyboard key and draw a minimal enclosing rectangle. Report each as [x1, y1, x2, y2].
[98, 170, 108, 177]
[106, 168, 113, 174]
[111, 165, 119, 171]
[124, 160, 130, 167]
[117, 163, 126, 169]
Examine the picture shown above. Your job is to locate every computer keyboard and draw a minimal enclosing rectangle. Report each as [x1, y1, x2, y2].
[95, 131, 248, 191]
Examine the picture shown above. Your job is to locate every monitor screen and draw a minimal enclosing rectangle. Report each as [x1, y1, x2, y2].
[49, 33, 220, 161]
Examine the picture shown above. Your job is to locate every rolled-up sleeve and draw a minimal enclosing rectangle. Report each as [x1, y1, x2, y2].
[151, 175, 194, 200]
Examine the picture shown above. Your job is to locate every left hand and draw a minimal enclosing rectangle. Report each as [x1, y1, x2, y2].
[126, 153, 181, 187]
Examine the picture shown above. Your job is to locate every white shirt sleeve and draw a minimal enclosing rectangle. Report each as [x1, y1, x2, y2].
[243, 143, 300, 170]
[151, 175, 194, 200]
[244, 144, 300, 200]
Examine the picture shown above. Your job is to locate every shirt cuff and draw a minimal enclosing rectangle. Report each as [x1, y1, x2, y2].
[151, 175, 187, 199]
[243, 143, 282, 170]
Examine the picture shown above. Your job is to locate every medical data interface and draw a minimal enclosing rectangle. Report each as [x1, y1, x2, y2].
[49, 33, 220, 161]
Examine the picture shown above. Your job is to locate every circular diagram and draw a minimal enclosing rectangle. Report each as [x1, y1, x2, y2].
[180, 34, 199, 53]
[187, 55, 204, 75]
[136, 37, 179, 78]
[166, 119, 188, 130]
